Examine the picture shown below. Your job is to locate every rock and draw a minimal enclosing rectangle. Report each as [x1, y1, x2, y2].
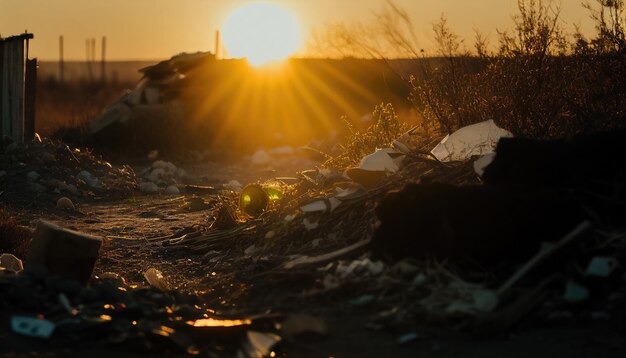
[5, 142, 18, 154]
[41, 152, 56, 164]
[77, 170, 100, 188]
[30, 182, 47, 193]
[139, 182, 159, 194]
[27, 171, 40, 181]
[251, 150, 272, 165]
[56, 197, 75, 210]
[26, 221, 103, 284]
[165, 185, 180, 195]
[223, 180, 243, 191]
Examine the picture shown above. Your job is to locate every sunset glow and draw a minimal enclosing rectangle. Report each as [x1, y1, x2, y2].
[221, 2, 302, 66]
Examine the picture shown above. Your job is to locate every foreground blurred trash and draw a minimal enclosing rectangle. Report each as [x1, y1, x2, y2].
[11, 316, 56, 339]
[27, 220, 102, 284]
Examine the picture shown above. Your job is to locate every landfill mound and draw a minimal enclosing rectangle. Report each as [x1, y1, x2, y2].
[1, 122, 625, 356]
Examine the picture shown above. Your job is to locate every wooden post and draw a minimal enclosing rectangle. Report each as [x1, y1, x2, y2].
[24, 58, 37, 140]
[0, 33, 33, 142]
[59, 35, 64, 83]
[85, 38, 92, 82]
[100, 36, 106, 84]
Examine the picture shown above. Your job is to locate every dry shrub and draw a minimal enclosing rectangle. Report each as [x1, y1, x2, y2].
[326, 103, 409, 168]
[0, 208, 33, 258]
[411, 0, 626, 138]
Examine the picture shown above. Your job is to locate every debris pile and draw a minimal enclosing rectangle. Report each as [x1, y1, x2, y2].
[0, 136, 137, 205]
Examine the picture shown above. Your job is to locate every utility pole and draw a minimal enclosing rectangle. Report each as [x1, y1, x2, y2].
[101, 36, 106, 84]
[59, 35, 64, 83]
[85, 38, 92, 82]
[215, 30, 220, 59]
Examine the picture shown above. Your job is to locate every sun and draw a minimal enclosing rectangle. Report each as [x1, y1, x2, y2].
[221, 2, 302, 66]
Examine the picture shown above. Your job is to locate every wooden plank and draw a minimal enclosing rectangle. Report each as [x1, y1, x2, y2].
[0, 41, 4, 138]
[11, 40, 24, 141]
[24, 58, 37, 140]
[1, 41, 11, 138]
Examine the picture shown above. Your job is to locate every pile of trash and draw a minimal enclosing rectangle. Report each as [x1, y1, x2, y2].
[138, 160, 189, 195]
[161, 120, 625, 333]
[0, 221, 330, 356]
[0, 136, 137, 205]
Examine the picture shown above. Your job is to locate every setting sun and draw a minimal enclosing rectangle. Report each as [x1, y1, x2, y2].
[221, 2, 302, 66]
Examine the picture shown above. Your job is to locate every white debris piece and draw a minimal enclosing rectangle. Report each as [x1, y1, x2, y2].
[431, 119, 513, 162]
[300, 197, 342, 213]
[586, 257, 619, 278]
[358, 148, 403, 173]
[303, 218, 319, 231]
[473, 152, 497, 177]
[251, 150, 272, 165]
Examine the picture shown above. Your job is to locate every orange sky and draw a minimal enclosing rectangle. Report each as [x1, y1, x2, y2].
[0, 0, 597, 61]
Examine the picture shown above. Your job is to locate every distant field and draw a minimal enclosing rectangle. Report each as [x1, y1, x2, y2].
[38, 61, 156, 83]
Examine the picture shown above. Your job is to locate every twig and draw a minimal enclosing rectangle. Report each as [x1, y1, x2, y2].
[496, 220, 591, 297]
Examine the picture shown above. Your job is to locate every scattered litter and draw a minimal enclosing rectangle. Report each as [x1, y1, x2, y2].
[240, 184, 270, 217]
[77, 170, 100, 188]
[0, 253, 24, 272]
[303, 218, 319, 231]
[11, 316, 56, 339]
[447, 289, 498, 314]
[264, 230, 276, 239]
[223, 179, 243, 191]
[585, 256, 619, 277]
[473, 152, 496, 177]
[431, 119, 512, 162]
[300, 197, 341, 213]
[144, 268, 169, 291]
[358, 148, 403, 173]
[564, 280, 589, 303]
[243, 331, 281, 358]
[349, 294, 376, 306]
[397, 332, 419, 345]
[28, 220, 102, 284]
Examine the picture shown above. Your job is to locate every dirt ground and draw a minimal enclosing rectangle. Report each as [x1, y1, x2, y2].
[2, 156, 623, 357]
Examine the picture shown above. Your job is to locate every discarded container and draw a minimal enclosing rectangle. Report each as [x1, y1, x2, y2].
[27, 220, 102, 284]
[239, 183, 283, 217]
[11, 316, 56, 339]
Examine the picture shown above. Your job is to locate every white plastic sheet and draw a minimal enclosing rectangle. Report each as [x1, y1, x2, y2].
[431, 120, 512, 162]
